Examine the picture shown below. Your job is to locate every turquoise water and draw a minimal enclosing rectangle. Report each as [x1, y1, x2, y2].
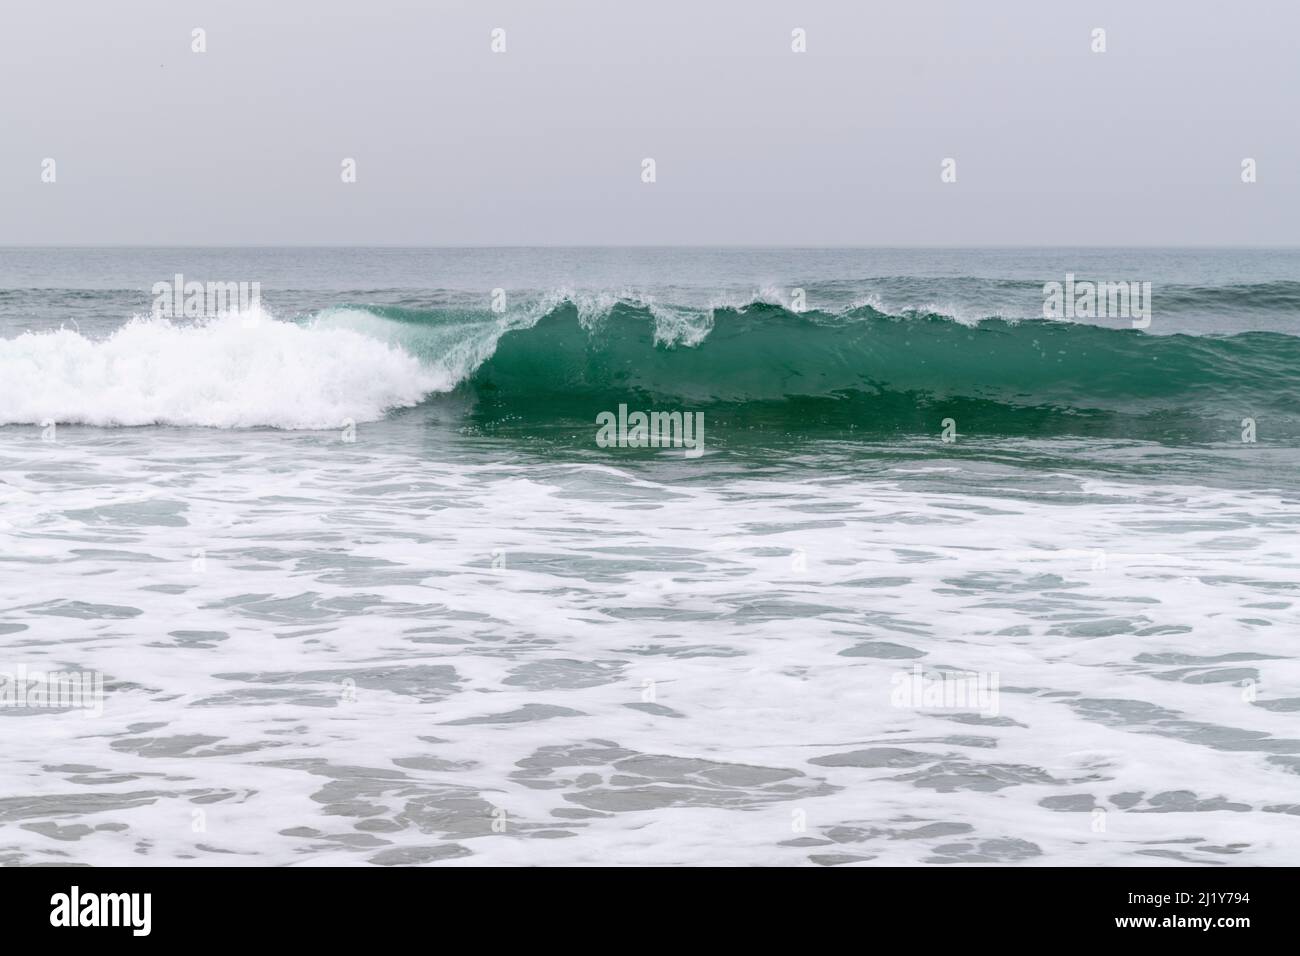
[0, 248, 1298, 865]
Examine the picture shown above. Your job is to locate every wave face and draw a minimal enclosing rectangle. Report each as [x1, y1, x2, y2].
[462, 300, 1298, 400]
[0, 311, 447, 429]
[2, 296, 1298, 439]
[447, 300, 1299, 442]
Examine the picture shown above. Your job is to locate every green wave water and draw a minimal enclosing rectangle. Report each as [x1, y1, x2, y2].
[341, 301, 1300, 443]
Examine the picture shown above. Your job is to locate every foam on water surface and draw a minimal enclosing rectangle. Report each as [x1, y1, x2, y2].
[1, 423, 1297, 866]
[2, 248, 1298, 866]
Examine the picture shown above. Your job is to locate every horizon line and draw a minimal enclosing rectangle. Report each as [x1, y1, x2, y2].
[3, 242, 1299, 250]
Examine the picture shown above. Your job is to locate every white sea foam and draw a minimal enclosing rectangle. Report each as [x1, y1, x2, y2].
[1, 423, 1297, 866]
[0, 308, 449, 429]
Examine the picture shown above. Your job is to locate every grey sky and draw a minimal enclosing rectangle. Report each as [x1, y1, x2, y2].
[1, 0, 1296, 245]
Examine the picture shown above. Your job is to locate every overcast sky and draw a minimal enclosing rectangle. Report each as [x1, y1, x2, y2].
[1, 0, 1296, 245]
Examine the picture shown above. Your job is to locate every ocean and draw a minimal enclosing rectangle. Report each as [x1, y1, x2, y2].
[1, 246, 1298, 866]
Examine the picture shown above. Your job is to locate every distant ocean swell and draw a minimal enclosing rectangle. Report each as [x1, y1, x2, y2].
[1, 294, 1298, 439]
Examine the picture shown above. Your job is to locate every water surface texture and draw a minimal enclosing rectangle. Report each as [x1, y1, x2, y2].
[1, 247, 1298, 866]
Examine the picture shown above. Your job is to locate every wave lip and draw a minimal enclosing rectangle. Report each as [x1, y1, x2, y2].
[0, 309, 447, 429]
